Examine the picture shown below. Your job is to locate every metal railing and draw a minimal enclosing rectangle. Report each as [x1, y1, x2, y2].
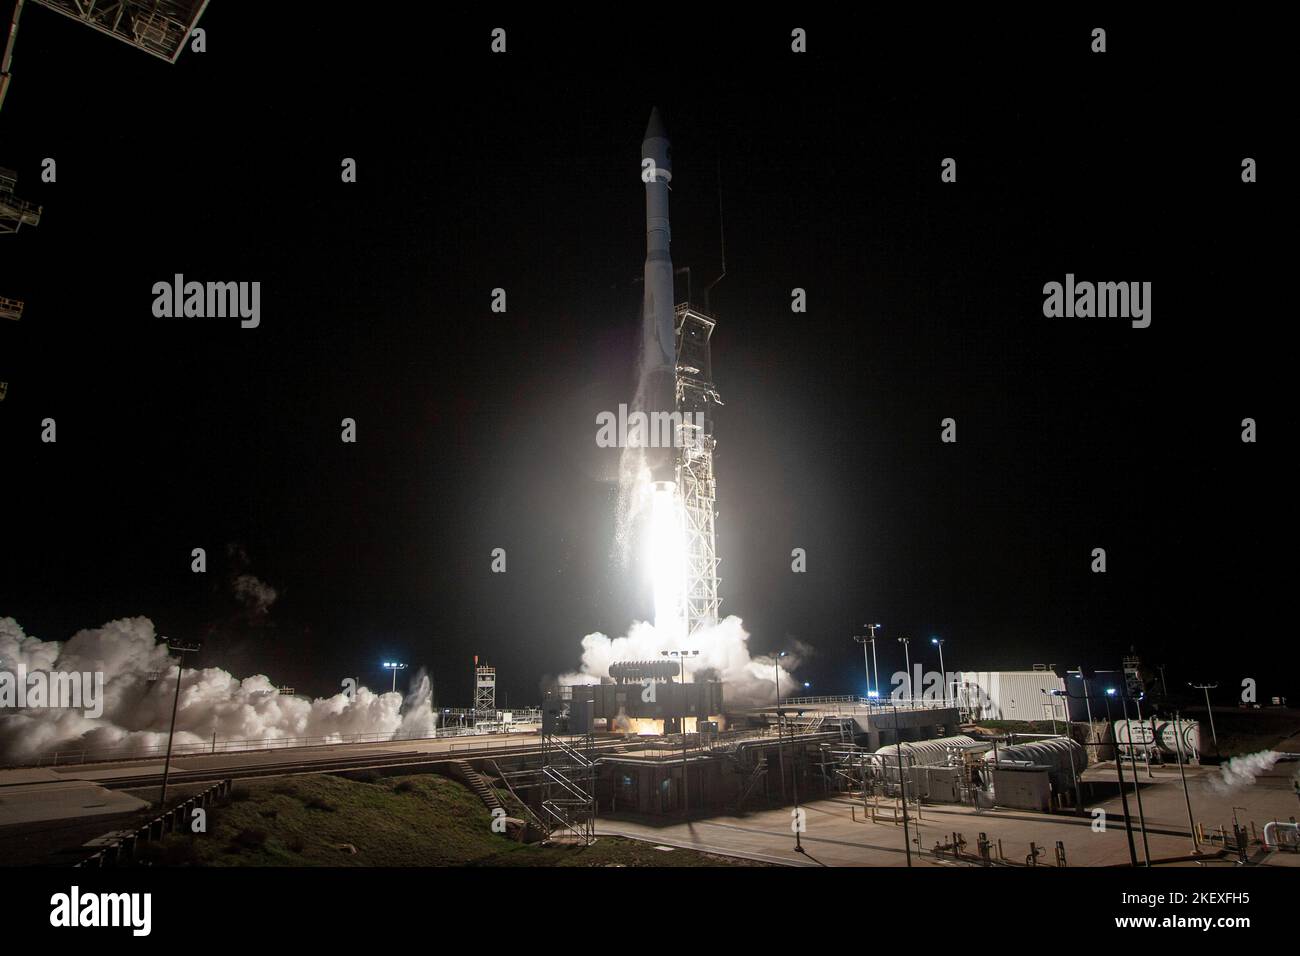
[778, 696, 960, 714]
[28, 723, 544, 769]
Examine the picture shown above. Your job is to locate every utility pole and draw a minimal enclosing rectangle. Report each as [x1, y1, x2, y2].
[661, 649, 698, 814]
[931, 636, 946, 703]
[383, 660, 407, 693]
[1173, 710, 1200, 855]
[869, 625, 880, 698]
[1120, 692, 1152, 866]
[898, 637, 912, 701]
[774, 652, 786, 801]
[159, 639, 202, 809]
[854, 624, 881, 698]
[891, 701, 912, 866]
[1134, 693, 1153, 778]
[1101, 689, 1140, 867]
[1188, 683, 1220, 757]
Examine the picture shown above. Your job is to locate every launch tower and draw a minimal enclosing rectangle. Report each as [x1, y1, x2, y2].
[674, 303, 722, 638]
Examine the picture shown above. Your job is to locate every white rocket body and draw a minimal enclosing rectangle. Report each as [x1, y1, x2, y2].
[641, 107, 677, 484]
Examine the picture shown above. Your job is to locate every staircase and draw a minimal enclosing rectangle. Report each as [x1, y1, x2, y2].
[787, 714, 824, 735]
[540, 735, 595, 845]
[451, 759, 503, 813]
[736, 754, 768, 810]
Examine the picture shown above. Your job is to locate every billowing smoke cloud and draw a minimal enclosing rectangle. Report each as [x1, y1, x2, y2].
[559, 615, 806, 707]
[231, 574, 278, 619]
[1205, 750, 1284, 794]
[0, 616, 431, 765]
[225, 543, 278, 621]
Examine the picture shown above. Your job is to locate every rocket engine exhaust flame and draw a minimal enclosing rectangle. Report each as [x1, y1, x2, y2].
[647, 479, 687, 642]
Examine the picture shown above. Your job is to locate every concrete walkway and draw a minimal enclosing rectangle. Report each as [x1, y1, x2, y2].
[594, 761, 1300, 867]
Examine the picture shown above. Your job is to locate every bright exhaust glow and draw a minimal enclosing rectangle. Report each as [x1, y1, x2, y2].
[647, 479, 687, 642]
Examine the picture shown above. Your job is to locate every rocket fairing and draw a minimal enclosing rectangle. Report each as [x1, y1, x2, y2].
[641, 107, 678, 486]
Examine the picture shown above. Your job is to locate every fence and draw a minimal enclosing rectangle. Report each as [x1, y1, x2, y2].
[32, 720, 542, 768]
[75, 778, 234, 867]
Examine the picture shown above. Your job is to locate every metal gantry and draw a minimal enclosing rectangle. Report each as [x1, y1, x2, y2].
[0, 167, 41, 233]
[674, 303, 723, 639]
[474, 664, 496, 723]
[30, 0, 210, 63]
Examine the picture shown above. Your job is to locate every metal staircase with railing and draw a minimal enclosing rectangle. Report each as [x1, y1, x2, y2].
[735, 753, 768, 810]
[540, 734, 595, 845]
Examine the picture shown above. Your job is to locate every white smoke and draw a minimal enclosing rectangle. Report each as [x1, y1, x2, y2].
[1206, 750, 1284, 794]
[231, 573, 278, 619]
[559, 615, 803, 707]
[0, 616, 430, 765]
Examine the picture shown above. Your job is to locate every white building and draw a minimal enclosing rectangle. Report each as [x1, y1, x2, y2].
[955, 670, 1068, 723]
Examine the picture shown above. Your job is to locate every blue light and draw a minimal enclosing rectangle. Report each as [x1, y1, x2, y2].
[1106, 688, 1117, 696]
[867, 690, 880, 699]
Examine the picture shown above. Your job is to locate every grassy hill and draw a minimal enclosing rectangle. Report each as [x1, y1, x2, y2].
[145, 772, 760, 867]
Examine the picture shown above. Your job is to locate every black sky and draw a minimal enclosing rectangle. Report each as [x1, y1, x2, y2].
[0, 10, 1285, 709]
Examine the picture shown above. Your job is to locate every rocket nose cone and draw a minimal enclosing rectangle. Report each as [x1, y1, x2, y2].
[644, 107, 668, 142]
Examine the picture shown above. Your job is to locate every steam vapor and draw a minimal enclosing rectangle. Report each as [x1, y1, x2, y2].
[1205, 749, 1285, 794]
[0, 616, 433, 764]
[559, 615, 803, 707]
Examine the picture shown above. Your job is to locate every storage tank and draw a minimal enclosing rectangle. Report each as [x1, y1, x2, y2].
[874, 734, 989, 767]
[1112, 719, 1159, 755]
[984, 736, 1088, 777]
[1156, 720, 1200, 760]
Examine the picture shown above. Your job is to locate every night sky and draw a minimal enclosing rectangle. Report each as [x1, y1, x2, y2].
[0, 11, 1284, 710]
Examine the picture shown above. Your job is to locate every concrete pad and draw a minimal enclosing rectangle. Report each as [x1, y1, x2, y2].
[0, 768, 62, 786]
[594, 762, 1300, 868]
[0, 780, 148, 826]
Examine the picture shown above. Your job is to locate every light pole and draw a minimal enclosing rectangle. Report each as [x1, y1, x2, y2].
[889, 700, 912, 866]
[897, 637, 911, 702]
[1119, 691, 1151, 866]
[1134, 692, 1153, 778]
[774, 652, 786, 800]
[774, 651, 802, 852]
[930, 636, 946, 703]
[854, 624, 881, 698]
[868, 625, 880, 700]
[1047, 688, 1084, 813]
[383, 661, 407, 693]
[1188, 682, 1220, 757]
[1172, 710, 1200, 855]
[1103, 688, 1140, 867]
[159, 639, 202, 809]
[661, 649, 699, 814]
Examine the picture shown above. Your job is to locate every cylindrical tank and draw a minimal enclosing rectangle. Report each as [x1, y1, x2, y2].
[1155, 720, 1200, 759]
[1112, 719, 1158, 754]
[874, 734, 989, 766]
[608, 659, 680, 683]
[984, 736, 1088, 775]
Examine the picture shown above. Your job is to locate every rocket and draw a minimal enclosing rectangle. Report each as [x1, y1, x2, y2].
[641, 107, 677, 485]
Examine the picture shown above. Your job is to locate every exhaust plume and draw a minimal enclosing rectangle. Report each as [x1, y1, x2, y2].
[559, 615, 804, 707]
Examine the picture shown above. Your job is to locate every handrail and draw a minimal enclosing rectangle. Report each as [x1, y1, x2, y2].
[25, 723, 546, 769]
